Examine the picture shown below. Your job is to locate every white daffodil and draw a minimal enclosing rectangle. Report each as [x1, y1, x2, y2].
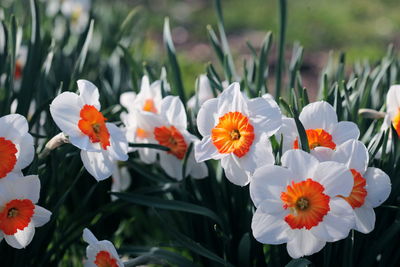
[278, 101, 360, 161]
[250, 150, 354, 259]
[194, 83, 282, 186]
[139, 96, 208, 181]
[120, 76, 163, 164]
[82, 228, 123, 267]
[0, 174, 51, 249]
[0, 114, 34, 179]
[120, 75, 162, 115]
[385, 84, 400, 137]
[61, 0, 91, 33]
[330, 139, 391, 233]
[50, 80, 128, 181]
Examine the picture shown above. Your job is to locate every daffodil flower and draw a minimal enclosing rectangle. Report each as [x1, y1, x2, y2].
[0, 114, 34, 179]
[82, 228, 123, 267]
[0, 174, 51, 249]
[250, 150, 354, 258]
[330, 139, 391, 233]
[278, 101, 360, 161]
[194, 83, 282, 186]
[50, 80, 128, 181]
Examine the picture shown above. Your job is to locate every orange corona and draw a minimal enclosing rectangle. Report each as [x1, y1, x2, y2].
[0, 137, 18, 178]
[392, 108, 400, 137]
[0, 199, 35, 235]
[340, 169, 367, 209]
[293, 128, 336, 150]
[143, 99, 157, 113]
[281, 179, 330, 230]
[78, 105, 111, 150]
[211, 112, 255, 158]
[94, 250, 118, 267]
[154, 126, 188, 160]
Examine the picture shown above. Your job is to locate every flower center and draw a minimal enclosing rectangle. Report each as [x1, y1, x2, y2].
[392, 108, 400, 137]
[339, 169, 367, 209]
[154, 126, 187, 160]
[78, 105, 111, 150]
[293, 128, 336, 150]
[211, 112, 255, 158]
[281, 179, 330, 230]
[0, 137, 18, 179]
[0, 199, 35, 235]
[94, 250, 118, 267]
[136, 128, 149, 139]
[143, 99, 157, 113]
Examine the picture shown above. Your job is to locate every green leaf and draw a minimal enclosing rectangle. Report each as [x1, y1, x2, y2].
[256, 32, 272, 94]
[286, 258, 312, 267]
[128, 143, 170, 151]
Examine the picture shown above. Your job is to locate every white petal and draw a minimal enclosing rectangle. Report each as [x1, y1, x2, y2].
[69, 135, 102, 152]
[275, 117, 297, 153]
[331, 139, 369, 173]
[250, 165, 292, 207]
[83, 228, 98, 245]
[286, 230, 326, 259]
[248, 97, 282, 137]
[119, 92, 137, 112]
[217, 83, 248, 116]
[386, 85, 400, 118]
[13, 134, 34, 171]
[353, 206, 376, 234]
[77, 80, 101, 109]
[281, 150, 319, 181]
[5, 222, 35, 249]
[80, 150, 115, 181]
[299, 101, 338, 132]
[251, 207, 289, 245]
[186, 148, 208, 179]
[221, 154, 250, 186]
[160, 96, 187, 130]
[311, 147, 334, 162]
[313, 161, 354, 197]
[239, 135, 275, 173]
[106, 123, 128, 161]
[196, 98, 218, 137]
[138, 147, 157, 164]
[310, 198, 354, 242]
[159, 152, 183, 181]
[364, 167, 391, 208]
[50, 92, 83, 137]
[32, 205, 51, 227]
[332, 121, 360, 145]
[194, 136, 222, 162]
[0, 114, 29, 138]
[6, 175, 41, 203]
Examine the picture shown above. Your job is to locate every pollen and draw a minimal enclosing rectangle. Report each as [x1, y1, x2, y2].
[339, 169, 367, 209]
[211, 112, 255, 158]
[94, 250, 118, 267]
[0, 199, 35, 235]
[154, 126, 188, 160]
[293, 128, 336, 150]
[0, 137, 18, 179]
[143, 99, 157, 113]
[78, 105, 111, 150]
[281, 179, 330, 230]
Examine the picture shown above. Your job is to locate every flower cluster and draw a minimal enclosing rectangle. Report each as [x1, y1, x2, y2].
[193, 83, 392, 258]
[0, 115, 51, 249]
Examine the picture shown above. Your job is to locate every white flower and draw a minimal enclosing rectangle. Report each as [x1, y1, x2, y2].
[120, 76, 163, 164]
[329, 139, 391, 233]
[194, 83, 282, 186]
[250, 150, 355, 258]
[139, 96, 208, 181]
[0, 174, 51, 249]
[82, 228, 123, 267]
[278, 101, 360, 161]
[50, 80, 128, 181]
[61, 0, 91, 33]
[0, 114, 34, 179]
[111, 163, 131, 201]
[386, 85, 400, 137]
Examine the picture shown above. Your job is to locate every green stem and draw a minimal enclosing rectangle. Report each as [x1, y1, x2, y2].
[275, 0, 287, 99]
